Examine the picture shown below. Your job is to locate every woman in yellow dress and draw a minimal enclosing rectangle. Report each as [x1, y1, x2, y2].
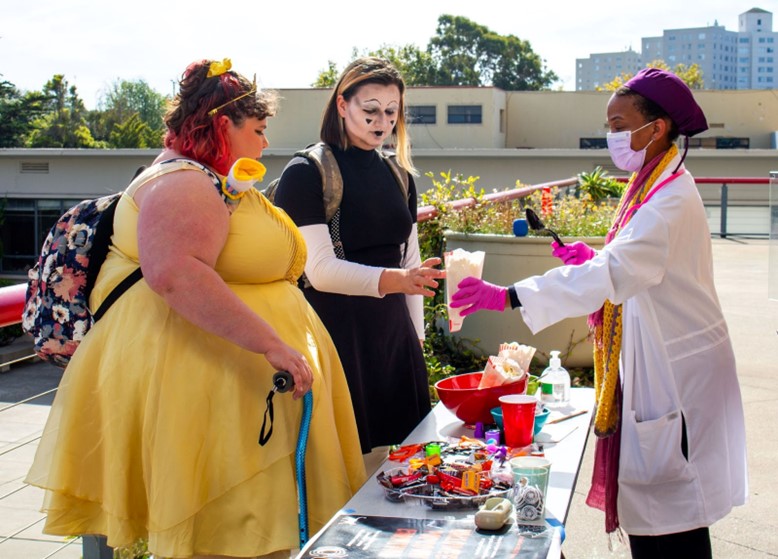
[26, 58, 366, 559]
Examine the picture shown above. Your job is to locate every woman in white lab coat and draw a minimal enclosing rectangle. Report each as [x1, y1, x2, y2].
[451, 68, 747, 558]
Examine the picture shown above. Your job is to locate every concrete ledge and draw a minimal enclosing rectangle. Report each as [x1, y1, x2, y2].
[0, 337, 37, 372]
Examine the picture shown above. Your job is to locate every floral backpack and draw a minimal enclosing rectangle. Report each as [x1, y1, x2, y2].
[22, 158, 224, 367]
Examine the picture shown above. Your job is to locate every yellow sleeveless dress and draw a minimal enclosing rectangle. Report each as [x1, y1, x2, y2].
[26, 186, 366, 557]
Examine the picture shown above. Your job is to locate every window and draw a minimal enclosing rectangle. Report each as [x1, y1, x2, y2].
[579, 138, 607, 149]
[407, 105, 436, 125]
[716, 137, 749, 149]
[0, 198, 81, 274]
[447, 105, 482, 124]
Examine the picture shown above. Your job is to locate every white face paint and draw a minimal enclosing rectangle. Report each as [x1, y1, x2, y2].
[337, 83, 401, 150]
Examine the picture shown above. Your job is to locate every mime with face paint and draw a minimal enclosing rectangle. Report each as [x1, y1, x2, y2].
[450, 69, 747, 558]
[275, 58, 444, 460]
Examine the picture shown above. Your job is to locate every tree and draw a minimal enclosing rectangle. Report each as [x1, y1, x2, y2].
[91, 79, 167, 147]
[598, 59, 705, 91]
[26, 75, 104, 148]
[0, 79, 47, 147]
[312, 61, 340, 88]
[364, 44, 439, 86]
[312, 45, 438, 88]
[108, 112, 161, 148]
[311, 15, 557, 91]
[428, 15, 557, 90]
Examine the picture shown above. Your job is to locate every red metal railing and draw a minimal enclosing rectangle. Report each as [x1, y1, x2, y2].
[417, 177, 579, 223]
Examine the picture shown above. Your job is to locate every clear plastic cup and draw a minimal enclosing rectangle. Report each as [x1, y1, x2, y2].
[510, 456, 551, 522]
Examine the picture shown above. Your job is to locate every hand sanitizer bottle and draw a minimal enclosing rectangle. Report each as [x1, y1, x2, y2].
[539, 350, 570, 405]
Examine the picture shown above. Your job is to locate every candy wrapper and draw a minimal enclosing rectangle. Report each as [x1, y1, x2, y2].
[444, 248, 485, 333]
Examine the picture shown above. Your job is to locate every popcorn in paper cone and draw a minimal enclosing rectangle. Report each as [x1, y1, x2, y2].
[498, 342, 536, 374]
[444, 248, 485, 333]
[478, 355, 525, 389]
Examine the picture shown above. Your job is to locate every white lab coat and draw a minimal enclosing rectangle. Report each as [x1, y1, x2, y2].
[513, 156, 748, 535]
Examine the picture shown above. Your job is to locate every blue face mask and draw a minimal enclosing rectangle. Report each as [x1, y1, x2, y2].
[606, 120, 656, 172]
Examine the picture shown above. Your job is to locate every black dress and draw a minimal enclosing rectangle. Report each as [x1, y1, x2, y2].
[274, 145, 431, 453]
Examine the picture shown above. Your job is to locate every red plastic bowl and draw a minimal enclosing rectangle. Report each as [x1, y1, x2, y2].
[434, 372, 528, 424]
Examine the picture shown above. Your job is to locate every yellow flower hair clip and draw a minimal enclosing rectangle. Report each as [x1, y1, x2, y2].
[207, 58, 232, 78]
[222, 158, 266, 200]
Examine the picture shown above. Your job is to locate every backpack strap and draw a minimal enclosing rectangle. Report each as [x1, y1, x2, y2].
[379, 150, 412, 262]
[93, 158, 225, 322]
[379, 150, 411, 206]
[297, 143, 344, 223]
[93, 267, 144, 321]
[125, 158, 224, 200]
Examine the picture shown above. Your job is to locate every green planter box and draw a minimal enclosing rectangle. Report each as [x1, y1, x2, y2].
[444, 232, 606, 368]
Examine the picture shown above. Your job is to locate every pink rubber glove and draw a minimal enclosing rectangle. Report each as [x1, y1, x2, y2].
[551, 241, 596, 266]
[450, 277, 508, 317]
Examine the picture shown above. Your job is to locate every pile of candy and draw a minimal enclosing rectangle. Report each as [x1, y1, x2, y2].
[376, 438, 515, 510]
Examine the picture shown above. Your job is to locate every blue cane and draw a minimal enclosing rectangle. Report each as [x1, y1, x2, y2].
[260, 370, 313, 548]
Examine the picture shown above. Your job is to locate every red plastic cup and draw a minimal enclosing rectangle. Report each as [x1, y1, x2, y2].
[499, 395, 537, 448]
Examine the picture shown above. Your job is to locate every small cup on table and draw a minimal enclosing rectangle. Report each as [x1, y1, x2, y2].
[498, 394, 536, 448]
[510, 456, 551, 522]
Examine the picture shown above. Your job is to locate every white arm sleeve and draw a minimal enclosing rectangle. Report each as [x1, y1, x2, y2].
[297, 224, 384, 297]
[401, 224, 425, 340]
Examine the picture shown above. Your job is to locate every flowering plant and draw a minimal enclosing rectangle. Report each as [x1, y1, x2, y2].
[523, 188, 617, 238]
[418, 170, 618, 242]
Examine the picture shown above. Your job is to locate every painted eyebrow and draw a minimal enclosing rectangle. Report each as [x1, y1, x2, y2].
[360, 98, 400, 108]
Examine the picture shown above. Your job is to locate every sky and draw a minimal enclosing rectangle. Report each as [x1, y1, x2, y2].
[2, 0, 769, 109]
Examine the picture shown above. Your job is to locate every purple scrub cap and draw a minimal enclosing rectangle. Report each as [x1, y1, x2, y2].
[625, 68, 708, 137]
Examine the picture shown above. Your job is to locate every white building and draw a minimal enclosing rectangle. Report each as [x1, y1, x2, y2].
[576, 7, 776, 90]
[737, 8, 777, 89]
[575, 49, 642, 91]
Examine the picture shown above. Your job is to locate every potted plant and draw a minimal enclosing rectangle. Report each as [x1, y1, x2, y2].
[420, 171, 620, 369]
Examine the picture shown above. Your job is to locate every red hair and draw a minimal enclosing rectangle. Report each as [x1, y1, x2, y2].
[164, 60, 277, 175]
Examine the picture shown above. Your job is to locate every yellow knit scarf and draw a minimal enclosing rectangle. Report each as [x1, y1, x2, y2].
[592, 144, 678, 437]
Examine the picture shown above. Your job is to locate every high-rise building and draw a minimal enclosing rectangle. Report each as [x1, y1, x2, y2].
[575, 49, 642, 91]
[575, 7, 776, 90]
[737, 8, 777, 89]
